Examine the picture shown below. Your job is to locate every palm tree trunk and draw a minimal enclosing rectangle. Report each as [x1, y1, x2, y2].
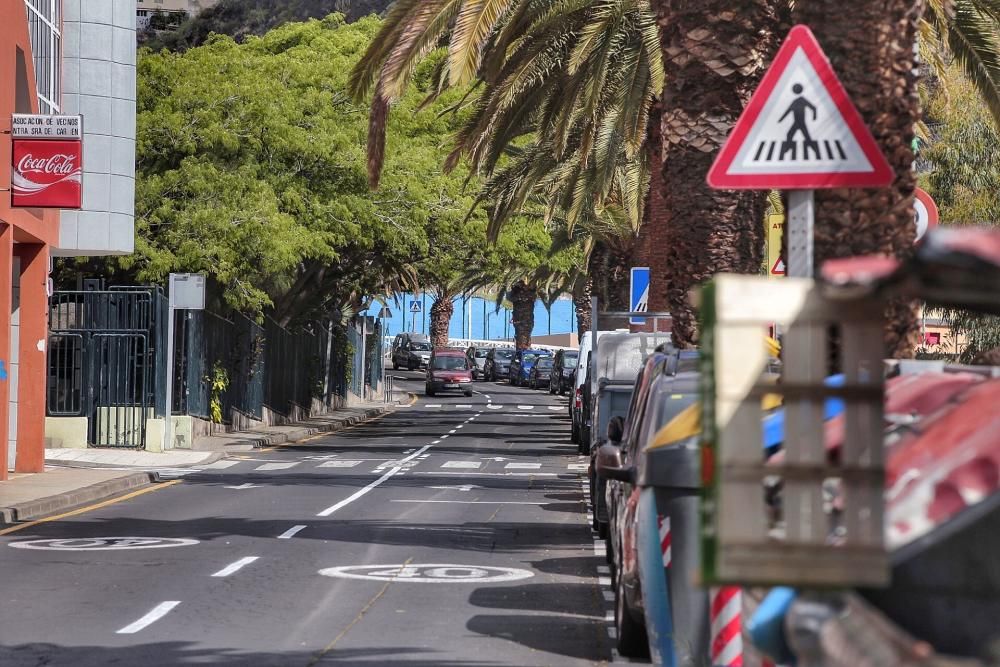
[429, 294, 454, 349]
[509, 281, 535, 350]
[644, 100, 669, 314]
[653, 0, 781, 347]
[573, 274, 593, 338]
[792, 1, 924, 358]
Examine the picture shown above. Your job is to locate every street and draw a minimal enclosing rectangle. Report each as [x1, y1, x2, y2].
[0, 373, 616, 666]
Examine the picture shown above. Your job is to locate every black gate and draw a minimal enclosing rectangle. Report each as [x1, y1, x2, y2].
[47, 288, 167, 448]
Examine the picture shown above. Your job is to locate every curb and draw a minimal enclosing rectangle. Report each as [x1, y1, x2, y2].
[43, 451, 226, 470]
[0, 471, 156, 527]
[249, 406, 391, 449]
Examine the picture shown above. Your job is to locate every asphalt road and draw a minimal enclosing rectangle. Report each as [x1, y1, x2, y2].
[0, 371, 619, 666]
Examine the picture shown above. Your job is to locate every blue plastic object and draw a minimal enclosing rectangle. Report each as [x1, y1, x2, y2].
[762, 374, 845, 453]
[747, 587, 798, 664]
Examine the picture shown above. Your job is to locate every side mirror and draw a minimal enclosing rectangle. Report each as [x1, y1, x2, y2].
[606, 415, 625, 444]
[595, 443, 635, 483]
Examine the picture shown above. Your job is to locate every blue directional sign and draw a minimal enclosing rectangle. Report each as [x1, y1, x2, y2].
[409, 300, 422, 313]
[630, 267, 650, 325]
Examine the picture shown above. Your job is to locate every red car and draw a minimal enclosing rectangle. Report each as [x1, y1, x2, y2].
[425, 348, 474, 397]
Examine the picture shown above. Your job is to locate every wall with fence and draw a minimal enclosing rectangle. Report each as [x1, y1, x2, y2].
[46, 286, 373, 449]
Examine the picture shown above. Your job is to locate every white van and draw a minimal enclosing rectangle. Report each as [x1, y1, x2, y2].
[570, 329, 627, 446]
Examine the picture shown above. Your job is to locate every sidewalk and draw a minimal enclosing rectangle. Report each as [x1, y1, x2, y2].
[2, 401, 399, 527]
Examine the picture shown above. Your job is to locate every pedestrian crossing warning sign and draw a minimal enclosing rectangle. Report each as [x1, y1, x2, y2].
[771, 257, 786, 276]
[707, 25, 892, 190]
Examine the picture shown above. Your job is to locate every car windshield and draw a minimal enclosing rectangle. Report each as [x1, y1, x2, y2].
[523, 353, 542, 362]
[536, 359, 554, 369]
[432, 356, 467, 370]
[474, 349, 489, 358]
[410, 342, 431, 351]
[495, 350, 514, 360]
[563, 355, 579, 368]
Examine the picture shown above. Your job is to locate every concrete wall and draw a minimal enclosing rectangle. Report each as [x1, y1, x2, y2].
[56, 0, 136, 256]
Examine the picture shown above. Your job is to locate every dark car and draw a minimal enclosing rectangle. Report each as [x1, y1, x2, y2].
[392, 333, 432, 370]
[595, 349, 699, 657]
[484, 347, 515, 381]
[509, 349, 551, 387]
[551, 349, 579, 395]
[425, 348, 474, 397]
[528, 357, 554, 390]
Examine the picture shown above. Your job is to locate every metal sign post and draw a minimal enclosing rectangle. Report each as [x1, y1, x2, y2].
[164, 273, 206, 450]
[786, 190, 815, 278]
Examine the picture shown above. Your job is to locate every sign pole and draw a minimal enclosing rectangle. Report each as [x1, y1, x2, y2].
[163, 297, 176, 450]
[786, 189, 815, 278]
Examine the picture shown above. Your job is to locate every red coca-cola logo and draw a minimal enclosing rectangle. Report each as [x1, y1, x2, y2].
[11, 139, 82, 209]
[16, 153, 78, 176]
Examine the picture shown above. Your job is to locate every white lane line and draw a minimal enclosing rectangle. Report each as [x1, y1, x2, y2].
[415, 471, 558, 477]
[548, 406, 562, 411]
[277, 525, 307, 539]
[441, 461, 481, 469]
[594, 540, 606, 557]
[456, 404, 472, 409]
[212, 556, 259, 577]
[603, 590, 615, 602]
[390, 500, 549, 505]
[487, 405, 504, 410]
[431, 440, 442, 444]
[505, 463, 542, 470]
[197, 460, 240, 470]
[605, 610, 616, 622]
[255, 462, 299, 471]
[568, 463, 588, 471]
[318, 460, 362, 468]
[426, 404, 442, 408]
[448, 429, 457, 434]
[317, 444, 432, 517]
[517, 405, 534, 410]
[597, 565, 610, 575]
[116, 601, 181, 634]
[439, 434, 450, 439]
[598, 576, 612, 587]
[455, 424, 464, 429]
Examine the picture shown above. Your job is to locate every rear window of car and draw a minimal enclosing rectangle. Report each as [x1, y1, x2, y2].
[474, 349, 489, 358]
[410, 342, 431, 351]
[537, 358, 554, 368]
[494, 350, 514, 360]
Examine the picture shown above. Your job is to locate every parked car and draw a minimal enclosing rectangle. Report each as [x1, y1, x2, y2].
[425, 348, 474, 397]
[466, 346, 490, 379]
[391, 332, 432, 370]
[572, 330, 623, 445]
[484, 347, 514, 381]
[595, 349, 699, 657]
[550, 349, 579, 395]
[528, 357, 554, 390]
[509, 349, 551, 387]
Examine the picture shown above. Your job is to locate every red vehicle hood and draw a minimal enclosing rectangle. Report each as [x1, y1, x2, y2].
[432, 370, 471, 380]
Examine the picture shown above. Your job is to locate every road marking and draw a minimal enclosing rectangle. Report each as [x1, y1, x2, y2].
[316, 445, 432, 517]
[548, 406, 562, 411]
[441, 461, 481, 469]
[439, 434, 450, 439]
[212, 556, 259, 577]
[255, 462, 299, 471]
[425, 404, 442, 408]
[116, 601, 181, 634]
[597, 565, 610, 575]
[415, 471, 557, 477]
[0, 480, 182, 537]
[224, 483, 259, 490]
[594, 540, 606, 557]
[448, 429, 457, 434]
[9, 537, 198, 551]
[319, 564, 534, 584]
[455, 424, 464, 429]
[277, 525, 307, 539]
[456, 404, 472, 409]
[568, 463, 588, 471]
[504, 463, 542, 470]
[198, 460, 240, 470]
[487, 405, 503, 410]
[428, 485, 480, 491]
[599, 576, 612, 587]
[391, 500, 549, 505]
[517, 405, 535, 410]
[432, 440, 441, 444]
[318, 460, 362, 468]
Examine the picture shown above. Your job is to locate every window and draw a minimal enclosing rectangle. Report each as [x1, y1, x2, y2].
[23, 0, 61, 114]
[432, 356, 467, 371]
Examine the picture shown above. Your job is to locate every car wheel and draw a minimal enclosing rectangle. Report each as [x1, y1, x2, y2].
[615, 563, 650, 658]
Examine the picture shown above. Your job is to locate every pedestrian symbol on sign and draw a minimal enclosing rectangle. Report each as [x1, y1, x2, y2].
[409, 300, 421, 313]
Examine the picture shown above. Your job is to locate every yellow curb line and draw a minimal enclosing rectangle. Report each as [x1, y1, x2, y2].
[0, 479, 182, 536]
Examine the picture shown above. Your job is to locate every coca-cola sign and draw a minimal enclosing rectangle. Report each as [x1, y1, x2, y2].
[11, 138, 82, 208]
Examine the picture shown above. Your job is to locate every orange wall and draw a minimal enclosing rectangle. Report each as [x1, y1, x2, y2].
[0, 0, 59, 245]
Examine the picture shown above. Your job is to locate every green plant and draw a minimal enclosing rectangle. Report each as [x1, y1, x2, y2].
[208, 363, 230, 424]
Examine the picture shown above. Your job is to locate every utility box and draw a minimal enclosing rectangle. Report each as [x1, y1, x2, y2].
[699, 275, 888, 588]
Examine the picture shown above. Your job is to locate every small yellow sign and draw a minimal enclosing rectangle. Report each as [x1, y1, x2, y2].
[767, 213, 785, 277]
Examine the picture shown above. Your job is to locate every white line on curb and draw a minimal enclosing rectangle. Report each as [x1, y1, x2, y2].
[212, 556, 259, 577]
[116, 601, 180, 634]
[317, 445, 432, 517]
[277, 525, 307, 539]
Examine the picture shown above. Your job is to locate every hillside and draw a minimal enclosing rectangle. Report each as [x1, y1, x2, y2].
[143, 0, 393, 51]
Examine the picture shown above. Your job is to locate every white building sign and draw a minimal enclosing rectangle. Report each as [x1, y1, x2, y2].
[11, 114, 83, 140]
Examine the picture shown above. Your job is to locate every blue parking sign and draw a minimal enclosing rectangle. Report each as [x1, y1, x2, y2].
[630, 267, 649, 325]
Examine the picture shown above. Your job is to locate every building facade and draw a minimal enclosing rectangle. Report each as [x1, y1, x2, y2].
[136, 0, 216, 30]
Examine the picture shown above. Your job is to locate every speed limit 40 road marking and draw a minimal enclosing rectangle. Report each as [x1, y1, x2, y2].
[318, 564, 534, 583]
[8, 537, 199, 551]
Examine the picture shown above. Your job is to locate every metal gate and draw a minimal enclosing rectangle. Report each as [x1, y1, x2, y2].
[47, 288, 166, 448]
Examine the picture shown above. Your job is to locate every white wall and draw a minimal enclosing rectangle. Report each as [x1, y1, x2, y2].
[55, 0, 136, 256]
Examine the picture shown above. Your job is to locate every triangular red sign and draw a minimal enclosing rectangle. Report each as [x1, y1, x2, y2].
[771, 257, 786, 275]
[707, 25, 893, 190]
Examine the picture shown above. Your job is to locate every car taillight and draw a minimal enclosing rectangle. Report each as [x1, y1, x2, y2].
[574, 388, 582, 409]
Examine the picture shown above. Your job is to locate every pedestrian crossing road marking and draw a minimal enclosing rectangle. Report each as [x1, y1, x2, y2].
[504, 463, 542, 470]
[441, 461, 482, 469]
[319, 460, 362, 468]
[255, 462, 299, 471]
